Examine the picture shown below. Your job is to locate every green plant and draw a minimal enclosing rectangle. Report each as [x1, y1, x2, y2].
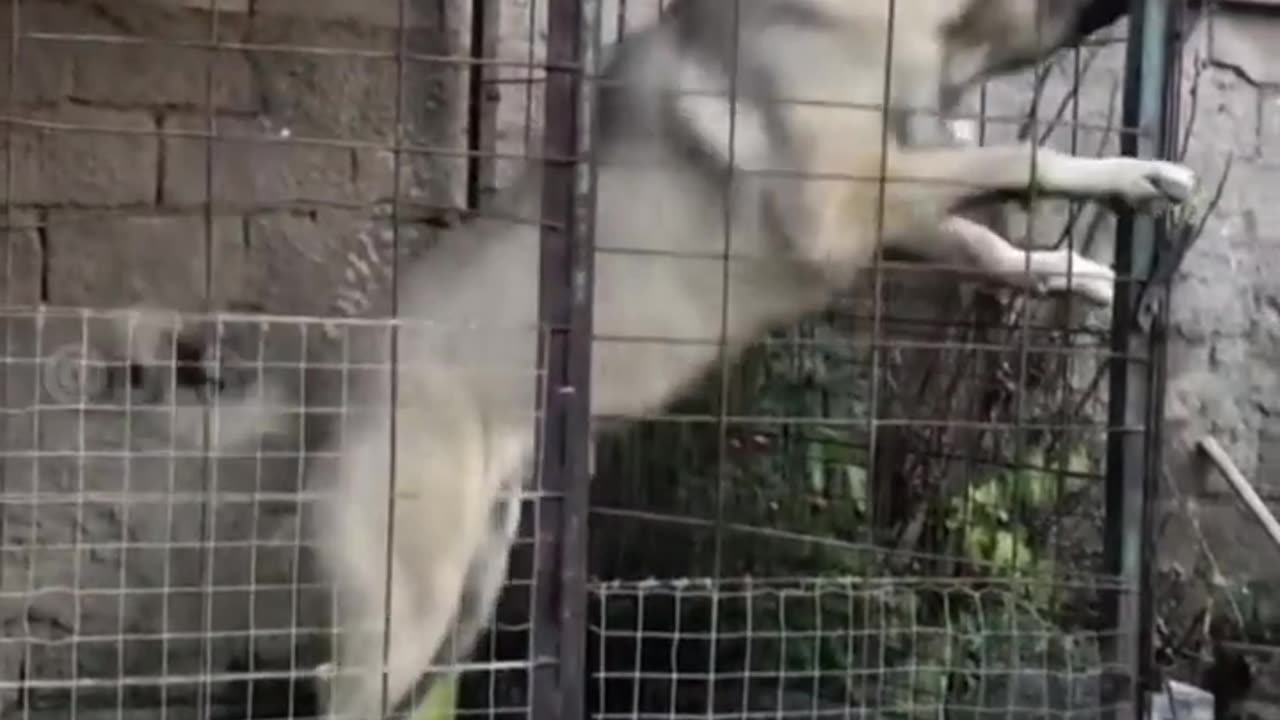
[406, 674, 457, 720]
[944, 445, 1095, 604]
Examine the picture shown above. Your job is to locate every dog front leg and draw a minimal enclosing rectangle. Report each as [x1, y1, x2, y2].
[886, 143, 1196, 210]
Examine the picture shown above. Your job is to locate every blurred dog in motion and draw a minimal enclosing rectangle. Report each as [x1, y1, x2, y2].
[309, 2, 1196, 718]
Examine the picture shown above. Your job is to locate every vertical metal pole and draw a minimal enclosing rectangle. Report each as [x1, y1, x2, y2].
[1104, 1, 1175, 717]
[532, 0, 598, 716]
[465, 0, 498, 210]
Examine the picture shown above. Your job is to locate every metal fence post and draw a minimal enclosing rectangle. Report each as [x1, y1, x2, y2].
[532, 0, 599, 717]
[1104, 0, 1179, 717]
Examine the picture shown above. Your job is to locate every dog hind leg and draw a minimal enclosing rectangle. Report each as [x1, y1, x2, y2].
[897, 215, 1116, 305]
[391, 484, 525, 717]
[320, 375, 499, 720]
[448, 486, 523, 665]
[325, 535, 474, 720]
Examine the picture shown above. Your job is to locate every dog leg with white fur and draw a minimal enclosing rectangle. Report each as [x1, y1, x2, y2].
[446, 486, 523, 665]
[788, 141, 1193, 295]
[316, 367, 502, 720]
[882, 142, 1196, 210]
[389, 483, 525, 719]
[915, 216, 1116, 305]
[674, 90, 1179, 307]
[322, 508, 474, 720]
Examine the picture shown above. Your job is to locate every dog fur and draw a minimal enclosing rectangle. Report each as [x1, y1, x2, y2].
[309, 2, 1195, 718]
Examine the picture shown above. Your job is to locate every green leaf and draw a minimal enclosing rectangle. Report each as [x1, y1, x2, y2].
[973, 482, 1000, 510]
[991, 530, 1019, 570]
[845, 465, 868, 513]
[1067, 446, 1093, 476]
[410, 674, 458, 720]
[965, 525, 993, 562]
[807, 441, 826, 495]
[1022, 470, 1052, 510]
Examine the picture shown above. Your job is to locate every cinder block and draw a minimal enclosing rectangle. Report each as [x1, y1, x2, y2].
[243, 210, 436, 315]
[241, 36, 408, 144]
[5, 0, 255, 109]
[3, 106, 158, 206]
[44, 211, 244, 309]
[68, 41, 259, 114]
[0, 35, 72, 105]
[0, 210, 43, 305]
[161, 114, 360, 209]
[352, 143, 469, 209]
[243, 17, 466, 207]
[140, 0, 251, 13]
[252, 0, 433, 28]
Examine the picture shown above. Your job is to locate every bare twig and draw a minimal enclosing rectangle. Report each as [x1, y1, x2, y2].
[1196, 436, 1280, 556]
[1178, 51, 1206, 164]
[1156, 465, 1247, 646]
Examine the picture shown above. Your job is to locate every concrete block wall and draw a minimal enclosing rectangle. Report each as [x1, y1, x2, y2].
[1, 0, 473, 318]
[0, 0, 479, 712]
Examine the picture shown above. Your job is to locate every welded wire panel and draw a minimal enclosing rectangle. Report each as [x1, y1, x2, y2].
[1, 308, 318, 717]
[588, 2, 1135, 573]
[0, 307, 550, 719]
[1, 0, 571, 713]
[583, 1, 1171, 719]
[590, 576, 1134, 720]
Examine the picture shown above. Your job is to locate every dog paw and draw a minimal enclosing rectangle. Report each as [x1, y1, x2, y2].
[1038, 254, 1115, 306]
[1120, 160, 1196, 205]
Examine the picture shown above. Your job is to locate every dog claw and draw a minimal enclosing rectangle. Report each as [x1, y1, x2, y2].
[1118, 160, 1195, 206]
[1038, 257, 1116, 307]
[1045, 279, 1113, 307]
[1145, 163, 1196, 203]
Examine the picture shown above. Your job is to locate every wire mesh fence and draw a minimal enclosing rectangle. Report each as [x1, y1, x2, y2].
[589, 576, 1133, 719]
[0, 0, 1199, 718]
[0, 307, 557, 719]
[583, 1, 1190, 718]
